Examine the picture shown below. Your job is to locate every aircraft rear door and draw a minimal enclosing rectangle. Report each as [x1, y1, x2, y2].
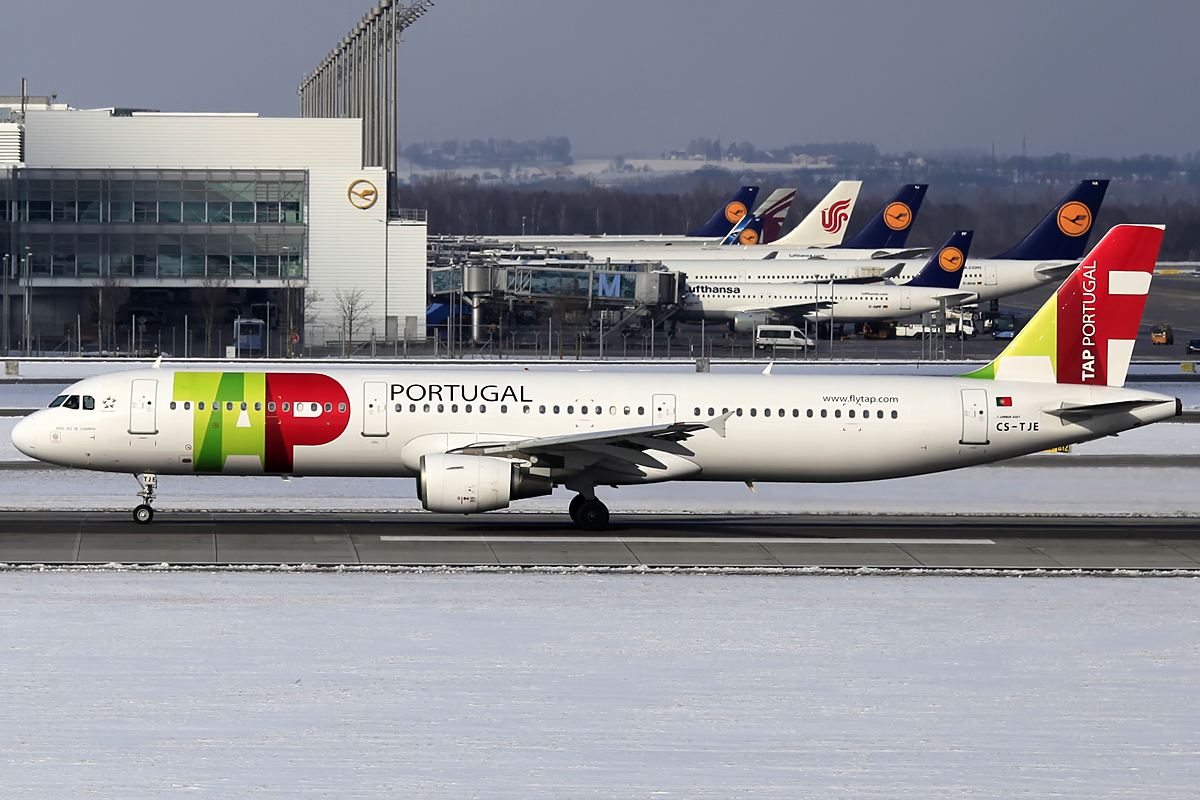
[960, 388, 989, 445]
[129, 379, 158, 435]
[984, 264, 998, 285]
[652, 394, 676, 425]
[362, 381, 389, 437]
[900, 288, 912, 310]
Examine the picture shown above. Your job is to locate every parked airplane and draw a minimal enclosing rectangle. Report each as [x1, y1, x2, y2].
[10, 226, 1174, 531]
[768, 180, 862, 247]
[581, 184, 930, 263]
[677, 231, 975, 331]
[718, 188, 799, 245]
[681, 180, 1110, 306]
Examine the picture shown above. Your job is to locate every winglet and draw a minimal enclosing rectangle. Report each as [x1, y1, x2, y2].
[152, 356, 162, 370]
[762, 362, 774, 375]
[704, 410, 735, 439]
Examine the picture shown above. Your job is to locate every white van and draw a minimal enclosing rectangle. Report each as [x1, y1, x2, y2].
[755, 325, 814, 350]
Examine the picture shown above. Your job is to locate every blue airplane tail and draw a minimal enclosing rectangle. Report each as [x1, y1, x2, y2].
[687, 186, 760, 237]
[837, 184, 928, 249]
[904, 230, 973, 289]
[991, 180, 1109, 260]
[720, 214, 765, 245]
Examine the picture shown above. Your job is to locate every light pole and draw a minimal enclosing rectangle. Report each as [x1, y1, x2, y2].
[23, 249, 32, 357]
[2, 254, 9, 357]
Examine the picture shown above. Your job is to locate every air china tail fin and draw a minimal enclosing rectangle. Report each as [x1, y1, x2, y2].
[751, 188, 797, 244]
[991, 179, 1109, 260]
[771, 181, 862, 247]
[838, 184, 928, 250]
[964, 224, 1164, 387]
[904, 230, 973, 289]
[687, 186, 761, 238]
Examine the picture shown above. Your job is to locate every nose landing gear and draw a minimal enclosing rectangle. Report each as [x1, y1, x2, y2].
[569, 494, 610, 532]
[133, 473, 158, 524]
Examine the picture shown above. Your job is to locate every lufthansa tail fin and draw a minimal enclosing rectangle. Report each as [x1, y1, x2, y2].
[838, 184, 928, 250]
[963, 224, 1164, 387]
[903, 230, 973, 289]
[721, 213, 765, 245]
[991, 180, 1109, 260]
[687, 186, 761, 238]
[751, 188, 797, 244]
[771, 181, 862, 247]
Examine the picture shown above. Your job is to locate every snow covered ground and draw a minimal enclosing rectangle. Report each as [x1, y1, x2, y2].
[1, 572, 1198, 799]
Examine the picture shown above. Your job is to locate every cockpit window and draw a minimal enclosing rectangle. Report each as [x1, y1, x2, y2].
[63, 395, 81, 410]
[49, 395, 67, 408]
[83, 396, 95, 411]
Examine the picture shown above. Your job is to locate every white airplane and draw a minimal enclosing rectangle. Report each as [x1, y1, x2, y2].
[10, 225, 1177, 531]
[677, 231, 975, 331]
[676, 180, 1110, 307]
[571, 183, 928, 263]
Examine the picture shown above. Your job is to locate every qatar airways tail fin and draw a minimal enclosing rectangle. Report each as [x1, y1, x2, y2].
[964, 224, 1164, 387]
[750, 188, 797, 244]
[838, 184, 928, 250]
[687, 186, 761, 238]
[991, 180, 1109, 261]
[771, 181, 862, 247]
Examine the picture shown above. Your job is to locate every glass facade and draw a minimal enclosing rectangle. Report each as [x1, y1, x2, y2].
[3, 169, 306, 280]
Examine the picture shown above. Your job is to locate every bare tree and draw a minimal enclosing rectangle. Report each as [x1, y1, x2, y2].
[89, 275, 129, 355]
[190, 277, 228, 358]
[333, 287, 374, 357]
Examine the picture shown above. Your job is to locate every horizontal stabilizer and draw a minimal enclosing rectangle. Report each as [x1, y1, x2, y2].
[1044, 398, 1173, 422]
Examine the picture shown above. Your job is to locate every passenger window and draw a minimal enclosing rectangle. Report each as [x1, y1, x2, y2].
[609, 406, 617, 415]
[623, 406, 630, 415]
[779, 409, 785, 418]
[451, 404, 459, 413]
[848, 410, 855, 419]
[185, 402, 193, 411]
[49, 396, 67, 408]
[437, 404, 444, 413]
[736, 408, 743, 417]
[479, 404, 486, 413]
[553, 405, 560, 414]
[751, 408, 757, 417]
[409, 404, 416, 412]
[708, 407, 715, 417]
[877, 410, 884, 419]
[567, 405, 574, 414]
[792, 409, 799, 417]
[638, 407, 645, 415]
[309, 403, 317, 412]
[423, 404, 430, 413]
[694, 407, 701, 417]
[83, 396, 95, 410]
[281, 402, 289, 412]
[722, 408, 729, 414]
[806, 409, 813, 418]
[539, 405, 546, 414]
[395, 403, 402, 412]
[324, 403, 332, 412]
[820, 409, 827, 418]
[835, 409, 842, 418]
[891, 410, 898, 419]
[595, 406, 602, 415]
[226, 402, 234, 411]
[199, 401, 206, 410]
[501, 405, 508, 413]
[241, 402, 247, 411]
[266, 402, 274, 412]
[466, 404, 473, 413]
[763, 408, 770, 417]
[523, 405, 530, 414]
[170, 401, 177, 410]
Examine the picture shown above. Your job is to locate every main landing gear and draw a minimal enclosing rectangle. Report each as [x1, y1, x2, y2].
[133, 473, 157, 524]
[569, 494, 610, 532]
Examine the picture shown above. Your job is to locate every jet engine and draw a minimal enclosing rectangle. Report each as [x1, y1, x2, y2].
[419, 453, 553, 514]
[733, 312, 772, 334]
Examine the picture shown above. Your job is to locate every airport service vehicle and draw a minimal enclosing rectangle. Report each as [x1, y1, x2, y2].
[754, 325, 814, 350]
[677, 231, 975, 332]
[10, 226, 1178, 531]
[1151, 323, 1174, 345]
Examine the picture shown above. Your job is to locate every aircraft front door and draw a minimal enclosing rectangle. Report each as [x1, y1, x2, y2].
[652, 394, 676, 425]
[362, 381, 389, 437]
[129, 379, 158, 435]
[960, 388, 989, 445]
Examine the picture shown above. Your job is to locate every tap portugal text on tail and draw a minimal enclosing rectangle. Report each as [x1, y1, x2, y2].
[10, 226, 1180, 530]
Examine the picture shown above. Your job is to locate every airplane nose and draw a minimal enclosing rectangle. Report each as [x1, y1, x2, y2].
[10, 414, 37, 457]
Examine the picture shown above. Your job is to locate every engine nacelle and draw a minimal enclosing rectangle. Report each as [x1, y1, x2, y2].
[419, 453, 552, 514]
[733, 312, 771, 334]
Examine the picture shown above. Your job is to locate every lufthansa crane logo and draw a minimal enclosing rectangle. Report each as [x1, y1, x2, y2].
[739, 228, 760, 245]
[1057, 201, 1092, 237]
[883, 202, 913, 231]
[348, 179, 379, 210]
[938, 246, 965, 272]
[724, 201, 748, 224]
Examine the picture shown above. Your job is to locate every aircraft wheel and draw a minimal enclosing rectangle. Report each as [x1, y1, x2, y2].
[568, 494, 586, 523]
[576, 498, 609, 532]
[133, 504, 154, 525]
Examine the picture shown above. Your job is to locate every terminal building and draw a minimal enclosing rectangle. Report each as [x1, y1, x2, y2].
[1, 97, 428, 355]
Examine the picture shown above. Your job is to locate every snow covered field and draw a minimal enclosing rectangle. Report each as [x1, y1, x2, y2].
[1, 572, 1198, 798]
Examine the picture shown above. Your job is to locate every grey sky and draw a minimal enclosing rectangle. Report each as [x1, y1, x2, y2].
[4, 0, 1198, 158]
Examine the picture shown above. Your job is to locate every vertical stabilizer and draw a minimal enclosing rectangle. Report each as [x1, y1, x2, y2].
[771, 181, 862, 247]
[838, 184, 928, 250]
[963, 224, 1163, 386]
[991, 180, 1109, 260]
[904, 231, 973, 289]
[750, 188, 797, 244]
[686, 186, 760, 238]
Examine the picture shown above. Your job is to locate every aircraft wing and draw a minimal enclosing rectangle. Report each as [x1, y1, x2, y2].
[730, 299, 836, 316]
[872, 248, 929, 260]
[448, 414, 733, 476]
[1034, 261, 1080, 281]
[929, 290, 977, 304]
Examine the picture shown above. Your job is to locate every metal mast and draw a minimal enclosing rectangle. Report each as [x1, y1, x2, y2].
[297, 1, 433, 176]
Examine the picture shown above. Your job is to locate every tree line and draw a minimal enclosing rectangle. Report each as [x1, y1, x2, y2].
[395, 175, 1200, 260]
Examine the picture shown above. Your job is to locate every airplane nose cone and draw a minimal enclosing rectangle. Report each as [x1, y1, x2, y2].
[10, 414, 37, 458]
